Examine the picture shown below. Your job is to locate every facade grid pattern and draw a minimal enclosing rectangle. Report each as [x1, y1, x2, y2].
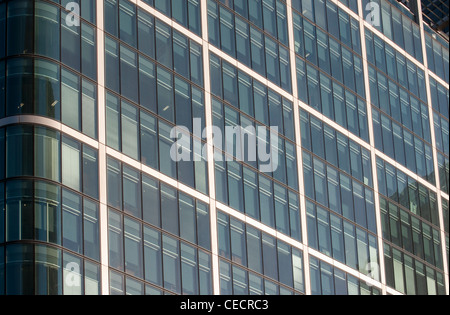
[0, 0, 448, 295]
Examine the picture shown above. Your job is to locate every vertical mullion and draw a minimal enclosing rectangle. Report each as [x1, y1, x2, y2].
[286, 0, 311, 296]
[357, 0, 387, 294]
[201, 0, 220, 295]
[415, 0, 450, 295]
[96, 0, 110, 295]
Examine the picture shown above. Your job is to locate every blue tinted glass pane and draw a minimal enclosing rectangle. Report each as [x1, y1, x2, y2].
[105, 0, 118, 36]
[188, 0, 201, 35]
[63, 189, 82, 253]
[123, 166, 141, 218]
[161, 184, 179, 236]
[190, 41, 203, 86]
[81, 23, 97, 80]
[0, 129, 4, 180]
[173, 31, 189, 79]
[35, 60, 60, 120]
[35, 2, 60, 61]
[155, 0, 171, 16]
[105, 37, 120, 93]
[159, 121, 176, 178]
[262, 234, 278, 281]
[138, 9, 155, 58]
[157, 67, 174, 122]
[172, 0, 188, 28]
[249, 0, 263, 28]
[61, 11, 81, 71]
[120, 45, 138, 103]
[0, 61, 4, 118]
[155, 21, 173, 68]
[162, 235, 181, 294]
[259, 175, 275, 228]
[250, 27, 266, 76]
[6, 58, 34, 116]
[144, 226, 162, 286]
[0, 3, 5, 59]
[220, 7, 236, 57]
[107, 158, 122, 210]
[7, 0, 34, 56]
[84, 199, 100, 261]
[6, 125, 33, 178]
[236, 17, 251, 67]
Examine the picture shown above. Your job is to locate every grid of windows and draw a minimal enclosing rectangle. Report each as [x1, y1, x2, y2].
[0, 0, 449, 296]
[106, 156, 212, 295]
[218, 211, 305, 294]
[0, 124, 101, 295]
[0, 0, 99, 139]
[309, 256, 381, 295]
[293, 0, 370, 141]
[362, 0, 424, 63]
[208, 0, 291, 92]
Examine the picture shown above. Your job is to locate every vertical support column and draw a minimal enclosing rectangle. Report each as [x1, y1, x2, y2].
[357, 0, 387, 294]
[201, 0, 220, 295]
[285, 0, 311, 295]
[416, 0, 450, 295]
[96, 0, 110, 295]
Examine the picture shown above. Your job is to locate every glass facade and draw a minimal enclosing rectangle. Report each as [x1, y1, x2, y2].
[0, 0, 448, 296]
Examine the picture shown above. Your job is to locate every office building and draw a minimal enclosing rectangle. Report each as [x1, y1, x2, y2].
[0, 0, 448, 295]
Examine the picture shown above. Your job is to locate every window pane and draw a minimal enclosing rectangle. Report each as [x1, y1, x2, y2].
[173, 31, 189, 79]
[107, 157, 122, 210]
[262, 234, 278, 281]
[181, 243, 199, 295]
[62, 136, 81, 191]
[190, 41, 203, 85]
[105, 36, 120, 93]
[61, 69, 80, 130]
[124, 217, 143, 278]
[259, 175, 274, 228]
[159, 121, 176, 178]
[250, 27, 266, 76]
[157, 67, 174, 122]
[34, 60, 60, 120]
[162, 235, 181, 294]
[247, 226, 262, 274]
[123, 166, 141, 218]
[140, 111, 159, 170]
[230, 218, 247, 266]
[61, 11, 80, 71]
[108, 210, 124, 271]
[84, 199, 100, 261]
[6, 180, 34, 241]
[121, 101, 139, 160]
[35, 1, 60, 60]
[161, 184, 179, 236]
[138, 9, 155, 58]
[6, 126, 33, 177]
[220, 7, 236, 57]
[81, 23, 97, 80]
[82, 79, 98, 139]
[120, 45, 139, 103]
[34, 181, 61, 247]
[144, 226, 162, 286]
[62, 189, 82, 253]
[106, 92, 121, 151]
[179, 193, 196, 244]
[7, 0, 33, 57]
[155, 21, 172, 69]
[139, 56, 157, 113]
[35, 127, 60, 182]
[119, 0, 137, 47]
[236, 17, 251, 67]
